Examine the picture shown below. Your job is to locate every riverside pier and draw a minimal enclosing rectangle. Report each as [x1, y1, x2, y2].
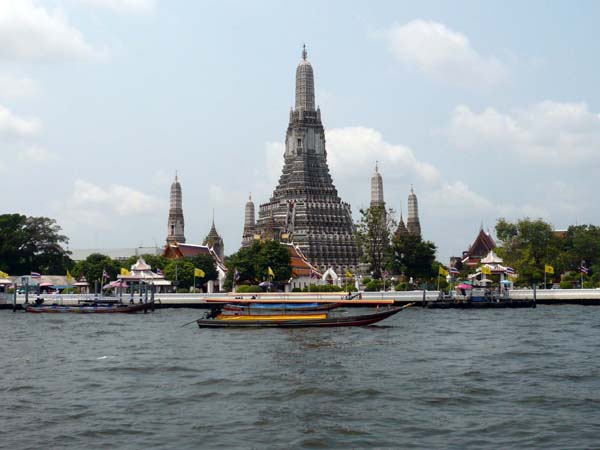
[2, 289, 600, 310]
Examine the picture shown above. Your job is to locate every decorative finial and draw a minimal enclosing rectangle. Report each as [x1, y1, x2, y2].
[212, 208, 215, 226]
[175, 170, 178, 182]
[375, 160, 379, 172]
[302, 43, 307, 61]
[249, 192, 252, 201]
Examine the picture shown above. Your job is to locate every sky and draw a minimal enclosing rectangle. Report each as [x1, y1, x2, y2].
[1, 0, 600, 263]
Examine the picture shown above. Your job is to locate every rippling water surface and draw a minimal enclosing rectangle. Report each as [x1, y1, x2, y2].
[1, 306, 599, 449]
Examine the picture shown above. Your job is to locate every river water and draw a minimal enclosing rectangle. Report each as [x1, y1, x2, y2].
[1, 306, 599, 449]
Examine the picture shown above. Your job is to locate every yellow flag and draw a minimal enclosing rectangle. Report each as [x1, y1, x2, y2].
[438, 266, 449, 276]
[545, 265, 554, 275]
[253, 234, 261, 240]
[120, 268, 130, 276]
[481, 265, 492, 275]
[66, 270, 74, 283]
[345, 270, 353, 278]
[0, 270, 8, 278]
[194, 268, 205, 278]
[280, 233, 290, 239]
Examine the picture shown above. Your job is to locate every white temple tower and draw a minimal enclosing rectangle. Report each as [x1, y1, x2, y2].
[406, 186, 421, 236]
[166, 174, 185, 244]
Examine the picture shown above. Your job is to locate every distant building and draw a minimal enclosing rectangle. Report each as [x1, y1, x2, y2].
[166, 174, 185, 244]
[70, 247, 163, 262]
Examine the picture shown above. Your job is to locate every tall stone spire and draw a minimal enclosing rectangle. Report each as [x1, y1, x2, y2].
[370, 162, 385, 208]
[406, 185, 421, 236]
[295, 44, 315, 112]
[166, 173, 185, 244]
[204, 212, 224, 260]
[253, 46, 358, 273]
[242, 193, 256, 246]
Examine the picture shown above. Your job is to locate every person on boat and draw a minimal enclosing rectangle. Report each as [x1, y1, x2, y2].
[34, 296, 44, 305]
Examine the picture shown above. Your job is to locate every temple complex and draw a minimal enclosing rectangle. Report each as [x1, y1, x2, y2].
[166, 174, 185, 244]
[250, 46, 358, 274]
[461, 227, 497, 267]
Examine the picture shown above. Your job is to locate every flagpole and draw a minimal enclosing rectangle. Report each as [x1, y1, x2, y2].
[437, 274, 440, 291]
[581, 270, 583, 289]
[544, 270, 547, 290]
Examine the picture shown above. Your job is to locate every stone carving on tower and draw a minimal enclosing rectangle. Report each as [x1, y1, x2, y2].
[203, 215, 224, 261]
[241, 194, 256, 246]
[252, 46, 358, 273]
[406, 186, 421, 236]
[166, 174, 185, 244]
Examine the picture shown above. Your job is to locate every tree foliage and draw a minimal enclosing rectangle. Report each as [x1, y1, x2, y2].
[0, 214, 71, 275]
[354, 206, 396, 279]
[390, 233, 437, 282]
[71, 253, 121, 286]
[225, 240, 291, 288]
[495, 218, 600, 286]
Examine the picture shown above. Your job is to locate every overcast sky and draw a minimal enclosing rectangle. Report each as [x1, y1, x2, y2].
[2, 0, 599, 263]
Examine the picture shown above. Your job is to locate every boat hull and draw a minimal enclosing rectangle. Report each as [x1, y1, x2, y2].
[25, 303, 150, 314]
[196, 306, 406, 328]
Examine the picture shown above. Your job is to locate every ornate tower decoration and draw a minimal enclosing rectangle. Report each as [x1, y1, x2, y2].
[166, 173, 185, 244]
[253, 46, 358, 273]
[370, 162, 385, 208]
[203, 212, 224, 261]
[406, 186, 421, 236]
[241, 193, 256, 246]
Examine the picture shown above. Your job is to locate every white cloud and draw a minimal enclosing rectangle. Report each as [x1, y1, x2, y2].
[71, 179, 163, 216]
[0, 104, 41, 137]
[380, 20, 508, 88]
[75, 0, 157, 15]
[326, 126, 440, 184]
[0, 74, 39, 99]
[0, 0, 98, 62]
[446, 101, 600, 164]
[18, 145, 55, 163]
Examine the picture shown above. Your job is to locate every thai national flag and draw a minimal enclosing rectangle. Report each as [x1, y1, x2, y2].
[580, 265, 589, 274]
[30, 272, 41, 278]
[505, 267, 515, 275]
[450, 267, 460, 275]
[102, 269, 109, 279]
[156, 268, 163, 276]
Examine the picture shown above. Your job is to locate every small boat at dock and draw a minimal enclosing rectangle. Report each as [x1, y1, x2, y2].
[24, 298, 151, 314]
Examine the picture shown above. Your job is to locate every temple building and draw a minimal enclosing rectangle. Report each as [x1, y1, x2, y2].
[461, 226, 497, 267]
[406, 186, 421, 236]
[249, 46, 358, 274]
[166, 174, 185, 244]
[395, 208, 409, 239]
[203, 216, 224, 261]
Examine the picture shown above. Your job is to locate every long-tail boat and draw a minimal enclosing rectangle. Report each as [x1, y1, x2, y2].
[195, 303, 412, 328]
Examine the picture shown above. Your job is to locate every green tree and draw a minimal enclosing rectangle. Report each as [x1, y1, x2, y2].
[163, 259, 195, 289]
[71, 253, 120, 287]
[225, 241, 291, 289]
[0, 214, 71, 274]
[355, 206, 396, 279]
[495, 217, 560, 285]
[190, 253, 219, 286]
[390, 233, 437, 282]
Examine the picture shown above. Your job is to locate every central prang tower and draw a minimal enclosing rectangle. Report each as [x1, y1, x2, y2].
[253, 46, 358, 274]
